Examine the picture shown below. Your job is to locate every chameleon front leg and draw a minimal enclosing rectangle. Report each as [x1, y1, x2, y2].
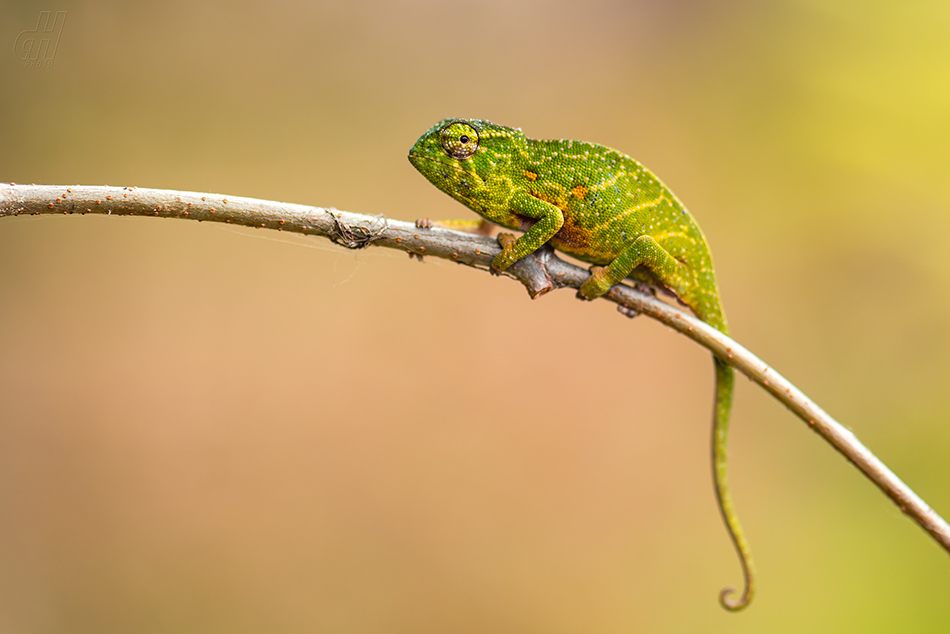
[578, 234, 683, 300]
[491, 191, 563, 272]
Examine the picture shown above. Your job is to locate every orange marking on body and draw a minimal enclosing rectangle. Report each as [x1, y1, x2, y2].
[524, 170, 538, 181]
[531, 190, 568, 209]
[571, 185, 588, 199]
[553, 213, 591, 249]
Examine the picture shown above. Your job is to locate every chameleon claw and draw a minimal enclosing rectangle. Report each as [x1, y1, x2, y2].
[633, 281, 656, 296]
[617, 304, 639, 318]
[490, 233, 520, 273]
[496, 232, 517, 249]
[414, 217, 433, 228]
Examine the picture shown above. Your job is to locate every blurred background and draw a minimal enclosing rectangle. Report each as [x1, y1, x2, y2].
[2, 0, 949, 632]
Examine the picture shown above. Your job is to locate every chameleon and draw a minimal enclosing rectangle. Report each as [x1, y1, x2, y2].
[408, 118, 754, 611]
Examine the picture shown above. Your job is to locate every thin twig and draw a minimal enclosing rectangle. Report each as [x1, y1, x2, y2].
[3, 183, 949, 556]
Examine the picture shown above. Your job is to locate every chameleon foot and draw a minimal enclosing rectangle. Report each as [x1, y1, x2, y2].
[577, 266, 612, 300]
[491, 232, 519, 274]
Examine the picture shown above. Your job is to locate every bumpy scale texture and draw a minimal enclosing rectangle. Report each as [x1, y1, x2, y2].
[409, 118, 755, 611]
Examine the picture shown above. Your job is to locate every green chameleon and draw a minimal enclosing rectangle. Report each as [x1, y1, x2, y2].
[408, 118, 754, 611]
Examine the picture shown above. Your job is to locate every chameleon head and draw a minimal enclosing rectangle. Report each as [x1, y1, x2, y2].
[408, 118, 526, 211]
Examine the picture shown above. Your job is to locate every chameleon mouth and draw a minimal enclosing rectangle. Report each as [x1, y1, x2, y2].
[408, 152, 482, 208]
[408, 152, 482, 182]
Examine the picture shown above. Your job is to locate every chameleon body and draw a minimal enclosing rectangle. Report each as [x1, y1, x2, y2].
[408, 118, 754, 611]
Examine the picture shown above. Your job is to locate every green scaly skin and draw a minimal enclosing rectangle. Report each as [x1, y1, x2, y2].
[408, 118, 754, 611]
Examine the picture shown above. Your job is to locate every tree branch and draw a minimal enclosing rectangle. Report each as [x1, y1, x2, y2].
[3, 183, 949, 556]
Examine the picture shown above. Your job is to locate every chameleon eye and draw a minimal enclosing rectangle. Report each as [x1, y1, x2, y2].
[439, 122, 480, 160]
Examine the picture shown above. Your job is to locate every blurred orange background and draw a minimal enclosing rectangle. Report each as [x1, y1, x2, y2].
[2, 1, 950, 632]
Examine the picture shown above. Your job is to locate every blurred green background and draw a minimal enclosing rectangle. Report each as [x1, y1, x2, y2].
[2, 0, 949, 632]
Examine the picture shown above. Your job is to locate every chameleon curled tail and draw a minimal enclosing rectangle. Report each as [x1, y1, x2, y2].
[712, 358, 755, 610]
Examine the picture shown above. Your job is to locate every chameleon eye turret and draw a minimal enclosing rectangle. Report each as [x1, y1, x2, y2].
[439, 121, 480, 159]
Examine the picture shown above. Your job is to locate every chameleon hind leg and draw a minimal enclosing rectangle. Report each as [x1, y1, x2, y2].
[579, 235, 683, 300]
[581, 234, 756, 610]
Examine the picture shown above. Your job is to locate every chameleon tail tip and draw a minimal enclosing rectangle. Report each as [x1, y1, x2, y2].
[718, 585, 752, 612]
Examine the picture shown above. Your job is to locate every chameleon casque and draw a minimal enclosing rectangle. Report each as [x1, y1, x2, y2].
[408, 118, 754, 611]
